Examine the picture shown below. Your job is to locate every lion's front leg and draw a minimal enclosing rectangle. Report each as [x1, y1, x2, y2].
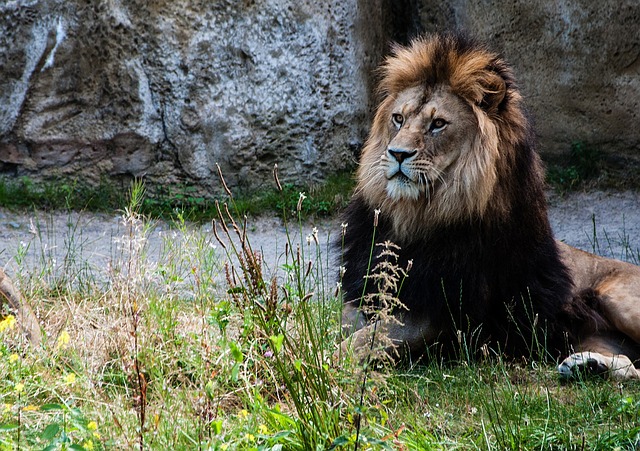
[338, 301, 436, 362]
[339, 301, 400, 361]
[558, 351, 640, 380]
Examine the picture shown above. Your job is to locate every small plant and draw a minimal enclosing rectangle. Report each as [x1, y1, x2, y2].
[546, 141, 602, 191]
[35, 403, 101, 451]
[349, 240, 412, 450]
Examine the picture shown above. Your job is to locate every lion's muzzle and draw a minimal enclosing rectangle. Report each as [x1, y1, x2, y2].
[385, 147, 417, 181]
[388, 147, 417, 164]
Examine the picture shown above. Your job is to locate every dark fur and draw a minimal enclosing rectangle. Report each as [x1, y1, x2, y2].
[340, 197, 574, 360]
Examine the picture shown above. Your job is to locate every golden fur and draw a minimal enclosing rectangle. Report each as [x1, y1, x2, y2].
[341, 33, 640, 379]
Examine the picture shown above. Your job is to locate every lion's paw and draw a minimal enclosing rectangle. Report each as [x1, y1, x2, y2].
[558, 352, 640, 380]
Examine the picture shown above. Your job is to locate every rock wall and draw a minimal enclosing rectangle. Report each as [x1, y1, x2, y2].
[1, 0, 640, 194]
[414, 0, 640, 160]
[0, 0, 380, 194]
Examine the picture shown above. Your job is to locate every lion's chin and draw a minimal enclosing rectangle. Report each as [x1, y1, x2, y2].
[385, 177, 421, 201]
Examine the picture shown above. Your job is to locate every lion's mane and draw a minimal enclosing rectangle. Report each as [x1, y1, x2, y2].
[340, 33, 573, 358]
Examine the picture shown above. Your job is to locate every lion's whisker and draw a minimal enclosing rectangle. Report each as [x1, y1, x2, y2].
[430, 167, 448, 190]
[416, 173, 432, 203]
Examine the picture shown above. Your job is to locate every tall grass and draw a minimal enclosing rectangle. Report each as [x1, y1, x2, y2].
[0, 175, 639, 449]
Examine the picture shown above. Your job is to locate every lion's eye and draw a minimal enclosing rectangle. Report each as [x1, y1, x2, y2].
[430, 118, 448, 132]
[391, 113, 404, 128]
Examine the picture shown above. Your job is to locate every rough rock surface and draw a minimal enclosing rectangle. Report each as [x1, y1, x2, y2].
[1, 0, 640, 193]
[0, 0, 373, 193]
[414, 0, 640, 161]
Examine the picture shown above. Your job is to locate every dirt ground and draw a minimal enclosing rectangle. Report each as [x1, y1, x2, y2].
[1, 191, 639, 279]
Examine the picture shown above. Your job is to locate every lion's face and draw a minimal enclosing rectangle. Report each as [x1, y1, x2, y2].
[357, 82, 503, 240]
[376, 85, 478, 201]
[353, 34, 535, 241]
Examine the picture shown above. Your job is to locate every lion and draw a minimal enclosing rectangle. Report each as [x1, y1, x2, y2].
[339, 32, 640, 380]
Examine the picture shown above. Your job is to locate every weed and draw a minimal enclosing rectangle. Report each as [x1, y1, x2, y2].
[210, 167, 353, 449]
[0, 171, 355, 222]
[546, 141, 603, 191]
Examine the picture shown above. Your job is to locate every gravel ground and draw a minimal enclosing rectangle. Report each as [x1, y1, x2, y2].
[0, 191, 639, 279]
[547, 191, 640, 262]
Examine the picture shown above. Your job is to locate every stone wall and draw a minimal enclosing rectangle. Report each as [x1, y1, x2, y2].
[414, 0, 640, 160]
[1, 0, 639, 194]
[0, 0, 382, 194]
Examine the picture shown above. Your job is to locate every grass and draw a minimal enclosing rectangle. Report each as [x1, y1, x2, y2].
[0, 176, 127, 213]
[546, 142, 603, 192]
[0, 171, 355, 222]
[1, 178, 640, 449]
[546, 141, 640, 192]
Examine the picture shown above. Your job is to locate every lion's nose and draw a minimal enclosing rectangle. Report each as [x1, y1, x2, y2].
[388, 148, 417, 164]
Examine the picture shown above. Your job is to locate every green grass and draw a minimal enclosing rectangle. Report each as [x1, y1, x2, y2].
[546, 142, 603, 192]
[0, 171, 355, 222]
[545, 141, 640, 192]
[0, 176, 127, 213]
[1, 181, 640, 449]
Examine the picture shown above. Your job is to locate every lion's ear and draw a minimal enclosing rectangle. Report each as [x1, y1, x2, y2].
[479, 72, 507, 114]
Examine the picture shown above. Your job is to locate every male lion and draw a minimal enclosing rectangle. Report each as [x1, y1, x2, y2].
[340, 33, 640, 380]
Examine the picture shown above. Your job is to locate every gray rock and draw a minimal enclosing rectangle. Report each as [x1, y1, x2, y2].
[415, 0, 640, 161]
[0, 0, 371, 193]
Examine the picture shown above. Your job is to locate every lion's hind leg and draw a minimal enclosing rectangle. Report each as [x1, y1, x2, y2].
[559, 246, 640, 380]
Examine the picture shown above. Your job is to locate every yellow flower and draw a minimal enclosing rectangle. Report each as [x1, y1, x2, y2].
[9, 353, 19, 363]
[245, 433, 255, 442]
[23, 405, 39, 411]
[0, 315, 16, 332]
[83, 440, 94, 450]
[220, 445, 229, 450]
[3, 403, 12, 413]
[238, 409, 248, 419]
[258, 424, 268, 435]
[14, 383, 24, 393]
[63, 373, 76, 384]
[87, 421, 101, 438]
[57, 330, 71, 349]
